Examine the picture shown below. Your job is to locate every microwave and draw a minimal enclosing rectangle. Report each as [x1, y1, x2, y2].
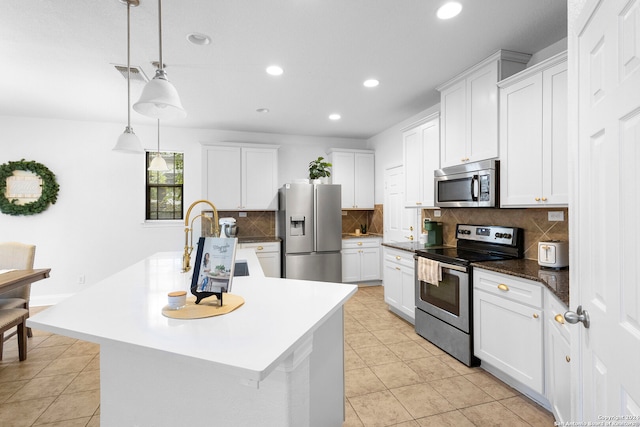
[434, 159, 499, 208]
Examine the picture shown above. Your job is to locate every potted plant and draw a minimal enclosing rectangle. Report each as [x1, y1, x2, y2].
[308, 156, 332, 183]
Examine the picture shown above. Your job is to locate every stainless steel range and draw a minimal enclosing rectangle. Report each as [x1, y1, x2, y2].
[414, 224, 524, 366]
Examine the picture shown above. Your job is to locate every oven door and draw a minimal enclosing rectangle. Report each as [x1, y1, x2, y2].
[415, 260, 470, 333]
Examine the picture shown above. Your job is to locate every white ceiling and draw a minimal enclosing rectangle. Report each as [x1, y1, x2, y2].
[0, 0, 567, 139]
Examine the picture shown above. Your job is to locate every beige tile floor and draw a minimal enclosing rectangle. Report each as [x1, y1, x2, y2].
[0, 287, 555, 426]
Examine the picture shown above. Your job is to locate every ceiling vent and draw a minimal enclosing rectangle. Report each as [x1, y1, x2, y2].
[113, 64, 149, 83]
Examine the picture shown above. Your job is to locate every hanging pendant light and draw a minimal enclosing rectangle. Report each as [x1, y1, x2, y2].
[134, 0, 186, 120]
[148, 119, 169, 171]
[114, 0, 143, 153]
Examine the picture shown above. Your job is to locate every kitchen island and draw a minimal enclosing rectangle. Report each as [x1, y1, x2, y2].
[28, 249, 357, 427]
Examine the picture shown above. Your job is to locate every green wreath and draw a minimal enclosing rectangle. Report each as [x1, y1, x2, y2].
[0, 159, 60, 216]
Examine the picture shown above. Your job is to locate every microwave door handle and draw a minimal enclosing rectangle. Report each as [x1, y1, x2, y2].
[471, 175, 479, 201]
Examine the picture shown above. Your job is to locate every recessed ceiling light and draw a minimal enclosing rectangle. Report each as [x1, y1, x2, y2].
[186, 32, 211, 45]
[266, 65, 284, 76]
[437, 2, 462, 20]
[363, 79, 379, 88]
[256, 108, 270, 113]
[329, 114, 341, 121]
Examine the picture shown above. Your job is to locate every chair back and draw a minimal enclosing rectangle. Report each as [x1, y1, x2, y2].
[0, 242, 36, 300]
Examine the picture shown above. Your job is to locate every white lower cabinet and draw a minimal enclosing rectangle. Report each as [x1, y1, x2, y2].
[473, 268, 571, 422]
[341, 238, 381, 283]
[238, 242, 281, 278]
[545, 291, 571, 424]
[473, 269, 545, 394]
[382, 247, 415, 323]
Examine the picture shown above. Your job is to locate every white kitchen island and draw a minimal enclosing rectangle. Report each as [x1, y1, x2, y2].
[28, 249, 357, 427]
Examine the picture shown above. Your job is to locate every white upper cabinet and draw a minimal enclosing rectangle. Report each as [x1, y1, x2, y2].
[328, 149, 374, 209]
[438, 50, 531, 168]
[499, 52, 568, 207]
[403, 113, 440, 208]
[203, 144, 279, 210]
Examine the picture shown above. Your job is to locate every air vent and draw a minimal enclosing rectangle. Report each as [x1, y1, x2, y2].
[113, 65, 149, 83]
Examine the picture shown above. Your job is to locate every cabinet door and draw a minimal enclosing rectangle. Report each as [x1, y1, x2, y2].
[440, 79, 467, 168]
[403, 127, 422, 207]
[500, 73, 544, 206]
[547, 314, 571, 423]
[400, 264, 415, 320]
[360, 247, 380, 281]
[542, 61, 568, 205]
[474, 289, 544, 394]
[341, 249, 360, 283]
[383, 260, 402, 308]
[354, 153, 374, 209]
[331, 152, 355, 208]
[205, 146, 241, 209]
[467, 62, 499, 163]
[420, 118, 440, 207]
[243, 147, 278, 210]
[256, 252, 281, 278]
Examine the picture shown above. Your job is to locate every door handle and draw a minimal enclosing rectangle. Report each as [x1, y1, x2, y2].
[564, 305, 590, 328]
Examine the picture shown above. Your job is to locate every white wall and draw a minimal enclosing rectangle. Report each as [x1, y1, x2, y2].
[0, 116, 365, 304]
[367, 104, 441, 204]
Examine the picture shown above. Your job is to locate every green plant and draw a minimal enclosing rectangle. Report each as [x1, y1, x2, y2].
[308, 156, 332, 179]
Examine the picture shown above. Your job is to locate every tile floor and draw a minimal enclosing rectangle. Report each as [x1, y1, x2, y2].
[0, 286, 556, 426]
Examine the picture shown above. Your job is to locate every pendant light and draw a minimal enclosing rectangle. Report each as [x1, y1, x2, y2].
[133, 0, 186, 120]
[113, 0, 143, 153]
[148, 119, 169, 171]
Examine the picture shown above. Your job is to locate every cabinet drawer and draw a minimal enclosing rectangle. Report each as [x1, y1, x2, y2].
[239, 242, 280, 253]
[545, 291, 570, 342]
[474, 269, 543, 308]
[383, 248, 414, 268]
[342, 238, 381, 250]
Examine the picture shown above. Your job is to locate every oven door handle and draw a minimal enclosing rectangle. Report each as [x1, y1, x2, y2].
[439, 262, 468, 273]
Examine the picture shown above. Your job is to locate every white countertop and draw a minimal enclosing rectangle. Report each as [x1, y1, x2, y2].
[28, 249, 357, 381]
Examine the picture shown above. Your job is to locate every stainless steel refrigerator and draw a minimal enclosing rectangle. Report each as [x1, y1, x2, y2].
[278, 183, 342, 282]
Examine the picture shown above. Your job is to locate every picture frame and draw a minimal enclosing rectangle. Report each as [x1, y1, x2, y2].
[190, 236, 238, 305]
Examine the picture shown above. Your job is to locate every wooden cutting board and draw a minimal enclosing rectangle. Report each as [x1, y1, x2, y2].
[162, 294, 244, 319]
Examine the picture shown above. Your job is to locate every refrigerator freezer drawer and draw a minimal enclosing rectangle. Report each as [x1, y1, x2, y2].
[285, 252, 342, 283]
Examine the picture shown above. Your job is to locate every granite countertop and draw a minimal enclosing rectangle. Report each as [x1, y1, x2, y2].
[382, 241, 449, 252]
[342, 233, 383, 239]
[472, 258, 569, 307]
[238, 237, 282, 244]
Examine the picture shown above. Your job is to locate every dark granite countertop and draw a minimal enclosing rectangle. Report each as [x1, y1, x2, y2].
[472, 258, 569, 307]
[237, 237, 282, 244]
[381, 242, 450, 252]
[342, 233, 383, 240]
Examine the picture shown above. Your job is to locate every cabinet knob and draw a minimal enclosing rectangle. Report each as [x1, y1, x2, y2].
[357, 242, 363, 246]
[533, 313, 539, 319]
[566, 355, 571, 363]
[257, 246, 264, 251]
[535, 197, 541, 201]
[404, 235, 414, 241]
[416, 202, 422, 205]
[554, 314, 565, 324]
[410, 226, 414, 231]
[396, 267, 401, 270]
[497, 284, 509, 291]
[395, 256, 401, 260]
[542, 197, 547, 201]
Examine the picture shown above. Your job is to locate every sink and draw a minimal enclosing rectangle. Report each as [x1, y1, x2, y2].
[234, 261, 249, 277]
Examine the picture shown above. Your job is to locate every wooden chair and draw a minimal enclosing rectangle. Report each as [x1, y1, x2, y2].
[0, 242, 36, 339]
[0, 308, 29, 361]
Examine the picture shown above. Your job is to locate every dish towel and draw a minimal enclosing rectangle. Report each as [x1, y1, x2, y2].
[418, 258, 442, 287]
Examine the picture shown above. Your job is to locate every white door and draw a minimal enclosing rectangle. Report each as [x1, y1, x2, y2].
[383, 166, 404, 242]
[571, 0, 640, 420]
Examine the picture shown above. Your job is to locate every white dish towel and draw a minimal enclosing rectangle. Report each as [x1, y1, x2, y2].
[418, 258, 442, 286]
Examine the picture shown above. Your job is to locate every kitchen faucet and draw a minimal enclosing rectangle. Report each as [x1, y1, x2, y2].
[183, 199, 219, 272]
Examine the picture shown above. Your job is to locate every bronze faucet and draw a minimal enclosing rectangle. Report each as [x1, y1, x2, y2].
[183, 199, 219, 272]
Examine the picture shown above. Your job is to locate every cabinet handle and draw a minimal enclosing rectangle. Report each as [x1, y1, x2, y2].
[396, 267, 401, 270]
[535, 197, 541, 201]
[410, 226, 414, 231]
[357, 242, 363, 246]
[395, 256, 401, 260]
[533, 313, 539, 319]
[416, 202, 422, 205]
[542, 197, 547, 201]
[554, 314, 565, 324]
[566, 355, 571, 363]
[257, 246, 263, 251]
[497, 284, 509, 291]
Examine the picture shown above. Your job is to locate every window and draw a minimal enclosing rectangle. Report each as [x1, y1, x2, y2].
[146, 152, 184, 220]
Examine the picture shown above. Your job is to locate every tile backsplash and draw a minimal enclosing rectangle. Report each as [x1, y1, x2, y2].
[202, 210, 276, 239]
[421, 207, 569, 260]
[341, 205, 383, 235]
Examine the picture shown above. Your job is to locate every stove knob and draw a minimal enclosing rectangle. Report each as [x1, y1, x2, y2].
[504, 233, 512, 239]
[495, 232, 503, 238]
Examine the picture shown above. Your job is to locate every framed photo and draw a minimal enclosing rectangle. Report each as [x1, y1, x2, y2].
[190, 237, 238, 304]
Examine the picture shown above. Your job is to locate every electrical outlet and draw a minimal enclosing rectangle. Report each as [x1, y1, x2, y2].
[548, 211, 565, 221]
[434, 210, 442, 218]
[78, 275, 86, 284]
[239, 212, 247, 218]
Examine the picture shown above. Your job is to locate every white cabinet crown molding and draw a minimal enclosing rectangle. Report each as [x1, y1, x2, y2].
[201, 141, 281, 150]
[326, 148, 374, 154]
[498, 51, 568, 88]
[399, 111, 440, 133]
[436, 49, 532, 92]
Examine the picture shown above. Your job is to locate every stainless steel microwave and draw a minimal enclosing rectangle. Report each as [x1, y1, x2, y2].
[434, 159, 499, 208]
